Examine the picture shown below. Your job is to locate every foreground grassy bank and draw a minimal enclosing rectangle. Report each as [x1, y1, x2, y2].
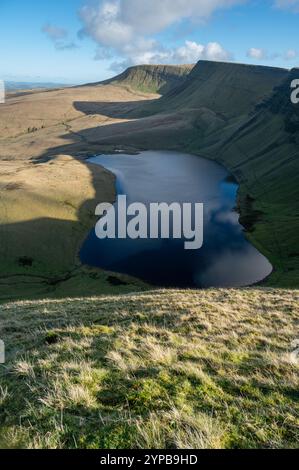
[1, 289, 298, 449]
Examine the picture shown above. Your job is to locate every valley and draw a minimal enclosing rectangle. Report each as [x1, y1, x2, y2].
[1, 0, 299, 452]
[1, 59, 299, 451]
[0, 61, 298, 299]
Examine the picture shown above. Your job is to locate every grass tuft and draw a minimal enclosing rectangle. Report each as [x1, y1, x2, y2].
[0, 288, 298, 449]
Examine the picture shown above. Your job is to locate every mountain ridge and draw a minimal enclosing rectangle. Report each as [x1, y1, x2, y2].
[101, 64, 194, 94]
[137, 60, 289, 117]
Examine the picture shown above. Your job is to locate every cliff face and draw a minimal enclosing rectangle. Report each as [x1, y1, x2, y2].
[102, 64, 194, 94]
[141, 60, 289, 117]
[256, 68, 299, 135]
[97, 61, 298, 286]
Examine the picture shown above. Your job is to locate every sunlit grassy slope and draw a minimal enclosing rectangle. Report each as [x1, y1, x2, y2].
[0, 289, 298, 449]
[102, 64, 194, 95]
[0, 84, 154, 301]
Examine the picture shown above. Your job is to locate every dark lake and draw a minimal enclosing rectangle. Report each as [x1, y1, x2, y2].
[80, 151, 272, 288]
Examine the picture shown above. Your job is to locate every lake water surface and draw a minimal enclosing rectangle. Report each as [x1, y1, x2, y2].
[80, 151, 272, 288]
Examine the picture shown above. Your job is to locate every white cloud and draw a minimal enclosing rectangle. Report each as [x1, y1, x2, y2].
[79, 2, 133, 48]
[274, 0, 299, 12]
[108, 41, 231, 72]
[42, 24, 68, 41]
[247, 47, 298, 63]
[42, 23, 79, 51]
[55, 42, 79, 51]
[203, 42, 231, 61]
[246, 48, 267, 60]
[80, 0, 245, 41]
[79, 0, 237, 69]
[173, 41, 205, 64]
[173, 41, 231, 64]
[119, 0, 245, 35]
[284, 49, 298, 60]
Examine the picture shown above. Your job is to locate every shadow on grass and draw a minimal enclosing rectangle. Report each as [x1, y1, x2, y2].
[73, 99, 157, 120]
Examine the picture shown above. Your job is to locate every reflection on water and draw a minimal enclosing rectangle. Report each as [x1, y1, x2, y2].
[80, 151, 272, 288]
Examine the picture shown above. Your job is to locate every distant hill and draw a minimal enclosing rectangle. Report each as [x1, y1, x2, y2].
[5, 81, 70, 92]
[101, 64, 194, 94]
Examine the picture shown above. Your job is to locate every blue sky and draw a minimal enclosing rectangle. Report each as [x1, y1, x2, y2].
[0, 0, 298, 84]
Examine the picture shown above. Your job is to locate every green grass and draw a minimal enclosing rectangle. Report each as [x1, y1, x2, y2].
[0, 153, 149, 302]
[138, 61, 288, 117]
[1, 289, 298, 449]
[110, 62, 299, 287]
[0, 60, 298, 453]
[103, 64, 194, 95]
[1, 61, 298, 298]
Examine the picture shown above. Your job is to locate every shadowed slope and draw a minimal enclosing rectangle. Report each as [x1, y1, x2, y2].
[139, 61, 288, 117]
[196, 68, 299, 286]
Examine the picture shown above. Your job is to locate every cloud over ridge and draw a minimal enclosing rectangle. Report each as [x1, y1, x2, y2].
[79, 0, 239, 69]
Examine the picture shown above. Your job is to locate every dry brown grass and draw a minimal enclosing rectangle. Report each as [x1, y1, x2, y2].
[0, 83, 155, 300]
[0, 84, 157, 140]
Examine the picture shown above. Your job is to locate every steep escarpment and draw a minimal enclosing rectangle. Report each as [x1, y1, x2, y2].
[199, 68, 299, 286]
[140, 60, 288, 117]
[102, 64, 194, 94]
[256, 67, 299, 135]
[92, 61, 298, 286]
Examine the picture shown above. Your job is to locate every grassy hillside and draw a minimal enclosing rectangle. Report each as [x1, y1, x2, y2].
[138, 60, 288, 117]
[89, 62, 298, 287]
[0, 60, 298, 298]
[102, 64, 194, 95]
[0, 153, 147, 301]
[0, 289, 298, 449]
[1, 63, 298, 450]
[197, 69, 299, 286]
[0, 83, 156, 139]
[0, 84, 154, 301]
